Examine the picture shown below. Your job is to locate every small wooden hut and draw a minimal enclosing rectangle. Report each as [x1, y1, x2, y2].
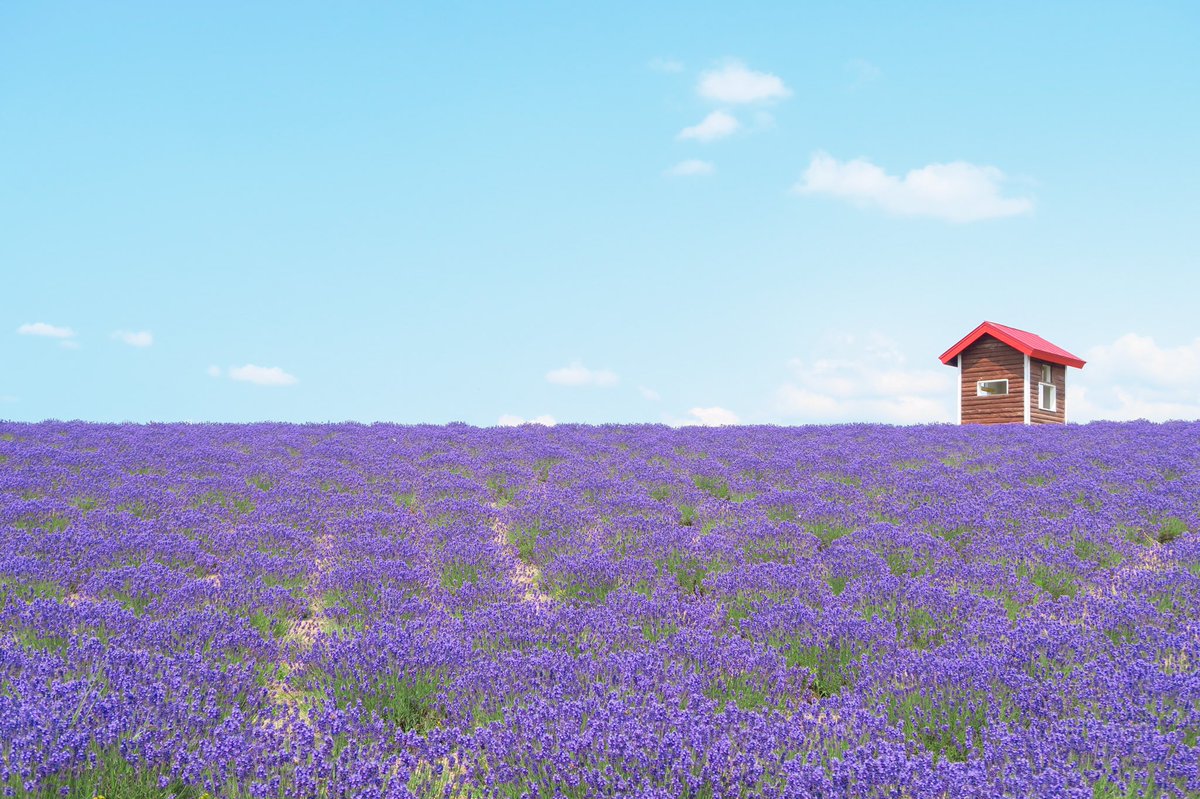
[939, 322, 1085, 425]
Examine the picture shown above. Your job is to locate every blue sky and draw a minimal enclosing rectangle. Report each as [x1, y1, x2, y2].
[3, 2, 1199, 425]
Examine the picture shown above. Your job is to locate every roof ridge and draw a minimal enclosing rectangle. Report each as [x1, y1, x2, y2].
[939, 321, 1085, 369]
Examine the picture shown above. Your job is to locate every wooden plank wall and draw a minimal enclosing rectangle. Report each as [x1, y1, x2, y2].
[961, 336, 1024, 424]
[1029, 359, 1067, 424]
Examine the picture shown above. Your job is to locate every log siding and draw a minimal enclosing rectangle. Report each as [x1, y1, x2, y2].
[1029, 359, 1067, 424]
[960, 336, 1025, 425]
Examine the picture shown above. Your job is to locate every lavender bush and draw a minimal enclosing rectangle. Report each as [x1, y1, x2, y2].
[1, 421, 1198, 798]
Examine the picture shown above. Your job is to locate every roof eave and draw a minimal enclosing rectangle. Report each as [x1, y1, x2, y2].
[1029, 349, 1087, 369]
[939, 322, 1085, 369]
[938, 321, 992, 365]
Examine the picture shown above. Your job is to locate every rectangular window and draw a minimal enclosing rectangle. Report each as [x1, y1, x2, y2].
[1038, 382, 1057, 411]
[977, 379, 1009, 396]
[1040, 363, 1052, 383]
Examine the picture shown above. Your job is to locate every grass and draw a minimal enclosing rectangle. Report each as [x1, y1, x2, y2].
[506, 523, 543, 562]
[246, 474, 274, 491]
[487, 476, 519, 506]
[805, 521, 852, 547]
[772, 638, 863, 697]
[703, 672, 782, 714]
[1019, 563, 1079, 599]
[2, 751, 229, 799]
[534, 457, 563, 483]
[885, 548, 936, 578]
[640, 618, 678, 643]
[189, 489, 255, 516]
[657, 551, 724, 596]
[70, 496, 100, 512]
[1157, 516, 1188, 543]
[906, 607, 947, 650]
[540, 571, 616, 605]
[321, 669, 445, 732]
[1122, 516, 1189, 546]
[1091, 777, 1164, 799]
[1023, 646, 1080, 679]
[743, 535, 798, 564]
[826, 574, 850, 596]
[764, 504, 799, 523]
[440, 560, 481, 593]
[111, 590, 154, 617]
[691, 475, 755, 502]
[394, 489, 419, 510]
[14, 513, 70, 533]
[248, 608, 293, 640]
[0, 577, 64, 604]
[13, 627, 71, 656]
[883, 680, 1021, 764]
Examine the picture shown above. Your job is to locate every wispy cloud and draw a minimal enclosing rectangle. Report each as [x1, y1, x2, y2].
[697, 60, 791, 104]
[206, 365, 222, 378]
[498, 414, 556, 427]
[774, 332, 954, 423]
[677, 110, 740, 143]
[846, 58, 881, 87]
[1073, 333, 1200, 421]
[112, 330, 153, 348]
[794, 152, 1033, 222]
[648, 57, 684, 74]
[639, 386, 662, 401]
[670, 406, 740, 427]
[545, 362, 619, 387]
[17, 322, 75, 339]
[666, 159, 715, 177]
[227, 364, 299, 387]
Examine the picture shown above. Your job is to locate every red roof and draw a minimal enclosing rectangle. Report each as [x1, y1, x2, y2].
[939, 321, 1085, 369]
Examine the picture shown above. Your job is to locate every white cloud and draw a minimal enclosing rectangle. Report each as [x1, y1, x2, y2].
[639, 386, 661, 401]
[227, 364, 298, 387]
[669, 406, 740, 427]
[1085, 333, 1200, 387]
[60, 340, 80, 350]
[666, 159, 715, 177]
[17, 322, 74, 339]
[689, 406, 740, 426]
[0, 395, 17, 403]
[206, 365, 222, 378]
[649, 57, 684, 73]
[847, 58, 881, 87]
[1072, 333, 1200, 422]
[498, 414, 556, 427]
[112, 330, 153, 348]
[697, 60, 791, 103]
[774, 332, 954, 424]
[793, 152, 1033, 223]
[545, 362, 619, 387]
[677, 110, 740, 143]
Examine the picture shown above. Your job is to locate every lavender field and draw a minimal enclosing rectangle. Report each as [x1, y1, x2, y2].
[2, 421, 1199, 798]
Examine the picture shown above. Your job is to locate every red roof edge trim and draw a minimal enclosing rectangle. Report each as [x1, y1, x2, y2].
[939, 321, 1086, 369]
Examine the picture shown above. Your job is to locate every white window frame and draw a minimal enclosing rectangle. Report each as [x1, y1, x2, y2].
[977, 379, 1009, 397]
[1040, 363, 1052, 383]
[1038, 382, 1057, 412]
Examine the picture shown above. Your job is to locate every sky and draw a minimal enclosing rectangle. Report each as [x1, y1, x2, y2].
[3, 2, 1199, 426]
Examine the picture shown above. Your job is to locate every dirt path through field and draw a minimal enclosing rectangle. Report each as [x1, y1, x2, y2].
[266, 531, 333, 713]
[490, 507, 551, 604]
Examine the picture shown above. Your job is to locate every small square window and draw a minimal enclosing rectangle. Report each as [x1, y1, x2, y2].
[977, 379, 1008, 396]
[1038, 382, 1057, 412]
[1040, 364, 1051, 383]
